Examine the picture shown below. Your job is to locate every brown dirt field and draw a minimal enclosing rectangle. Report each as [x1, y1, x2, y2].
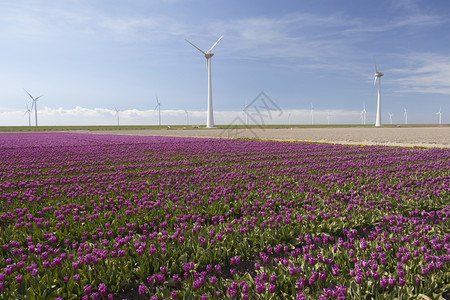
[87, 126, 450, 148]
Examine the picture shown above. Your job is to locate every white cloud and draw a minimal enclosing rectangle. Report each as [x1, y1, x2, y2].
[0, 106, 368, 126]
[390, 53, 450, 95]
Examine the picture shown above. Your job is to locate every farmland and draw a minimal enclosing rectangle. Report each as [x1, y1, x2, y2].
[0, 132, 449, 299]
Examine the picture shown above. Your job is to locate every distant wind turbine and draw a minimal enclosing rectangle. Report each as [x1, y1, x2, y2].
[388, 113, 393, 124]
[24, 89, 42, 126]
[185, 35, 223, 128]
[403, 108, 408, 125]
[185, 110, 189, 125]
[288, 112, 291, 125]
[25, 103, 32, 126]
[373, 59, 384, 127]
[243, 103, 250, 125]
[114, 107, 120, 126]
[360, 102, 367, 125]
[310, 103, 314, 125]
[327, 111, 330, 125]
[436, 106, 442, 125]
[155, 96, 161, 126]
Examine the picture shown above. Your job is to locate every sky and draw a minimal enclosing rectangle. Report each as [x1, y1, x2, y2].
[0, 0, 449, 126]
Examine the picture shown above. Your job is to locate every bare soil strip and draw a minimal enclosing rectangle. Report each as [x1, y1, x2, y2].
[86, 126, 450, 148]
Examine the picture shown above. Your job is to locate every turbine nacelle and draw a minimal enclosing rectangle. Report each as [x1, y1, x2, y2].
[185, 36, 222, 60]
[373, 58, 384, 86]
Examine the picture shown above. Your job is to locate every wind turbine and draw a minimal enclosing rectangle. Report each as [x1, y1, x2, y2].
[288, 112, 291, 125]
[185, 110, 189, 125]
[243, 103, 250, 125]
[327, 111, 330, 125]
[403, 108, 408, 125]
[155, 96, 161, 126]
[436, 106, 442, 125]
[373, 59, 384, 127]
[360, 102, 367, 125]
[388, 113, 393, 124]
[310, 103, 314, 125]
[24, 89, 42, 126]
[185, 35, 223, 128]
[114, 107, 120, 126]
[25, 103, 32, 126]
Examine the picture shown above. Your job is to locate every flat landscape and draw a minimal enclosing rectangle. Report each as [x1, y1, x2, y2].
[89, 126, 450, 148]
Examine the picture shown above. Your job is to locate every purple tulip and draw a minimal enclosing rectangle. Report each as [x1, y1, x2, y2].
[15, 275, 23, 283]
[138, 284, 146, 295]
[99, 283, 107, 297]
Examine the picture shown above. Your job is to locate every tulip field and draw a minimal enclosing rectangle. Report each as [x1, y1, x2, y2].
[0, 132, 449, 299]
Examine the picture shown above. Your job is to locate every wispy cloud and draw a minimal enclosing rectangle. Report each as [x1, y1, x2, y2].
[390, 53, 450, 95]
[341, 13, 446, 35]
[211, 13, 352, 61]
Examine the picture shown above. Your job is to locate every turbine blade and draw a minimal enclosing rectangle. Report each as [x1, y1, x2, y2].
[208, 35, 223, 52]
[35, 95, 43, 101]
[373, 76, 378, 87]
[24, 89, 34, 100]
[185, 39, 206, 55]
[374, 57, 378, 73]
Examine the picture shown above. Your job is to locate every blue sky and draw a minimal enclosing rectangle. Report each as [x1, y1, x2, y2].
[0, 0, 449, 126]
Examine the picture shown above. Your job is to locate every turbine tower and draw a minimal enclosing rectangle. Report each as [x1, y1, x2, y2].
[403, 108, 408, 125]
[114, 107, 120, 126]
[185, 110, 189, 125]
[243, 103, 250, 125]
[155, 96, 161, 126]
[25, 103, 32, 126]
[360, 102, 367, 125]
[24, 89, 42, 126]
[310, 103, 314, 125]
[185, 35, 223, 128]
[373, 59, 384, 127]
[437, 106, 442, 125]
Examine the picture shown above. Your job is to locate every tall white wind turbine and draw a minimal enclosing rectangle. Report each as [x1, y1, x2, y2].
[310, 103, 314, 125]
[155, 97, 161, 126]
[436, 106, 442, 125]
[388, 113, 393, 124]
[24, 89, 42, 126]
[403, 108, 408, 125]
[185, 110, 189, 125]
[185, 36, 223, 128]
[373, 59, 384, 127]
